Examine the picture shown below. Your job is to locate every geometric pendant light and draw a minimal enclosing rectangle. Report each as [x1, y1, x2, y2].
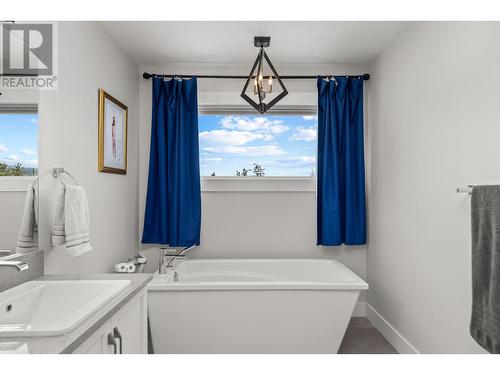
[240, 36, 288, 114]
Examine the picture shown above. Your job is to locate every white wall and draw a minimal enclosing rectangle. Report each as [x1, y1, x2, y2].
[0, 192, 26, 251]
[138, 63, 369, 305]
[34, 22, 140, 273]
[367, 22, 500, 353]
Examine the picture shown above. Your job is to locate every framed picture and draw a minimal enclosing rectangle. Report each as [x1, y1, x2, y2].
[98, 89, 128, 174]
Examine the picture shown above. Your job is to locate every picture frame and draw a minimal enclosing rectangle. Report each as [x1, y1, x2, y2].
[98, 89, 128, 174]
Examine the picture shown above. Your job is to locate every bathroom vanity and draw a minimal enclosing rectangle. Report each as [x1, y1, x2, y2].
[0, 273, 152, 354]
[73, 281, 147, 354]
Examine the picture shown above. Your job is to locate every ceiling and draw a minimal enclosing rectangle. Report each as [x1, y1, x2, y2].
[100, 22, 407, 66]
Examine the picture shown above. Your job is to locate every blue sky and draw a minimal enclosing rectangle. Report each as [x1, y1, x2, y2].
[0, 114, 38, 168]
[199, 114, 317, 176]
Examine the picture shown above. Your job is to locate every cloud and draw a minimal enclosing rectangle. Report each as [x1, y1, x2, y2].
[29, 118, 38, 124]
[199, 129, 267, 145]
[21, 148, 36, 156]
[199, 117, 292, 155]
[203, 145, 286, 156]
[201, 157, 223, 163]
[302, 116, 317, 121]
[1, 155, 38, 167]
[220, 116, 289, 135]
[0, 143, 8, 153]
[21, 159, 38, 167]
[289, 127, 317, 142]
[269, 156, 316, 168]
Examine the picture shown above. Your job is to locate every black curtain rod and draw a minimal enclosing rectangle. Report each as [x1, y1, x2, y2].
[142, 72, 370, 80]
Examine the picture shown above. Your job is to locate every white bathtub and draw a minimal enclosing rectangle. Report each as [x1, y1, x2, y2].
[148, 259, 368, 353]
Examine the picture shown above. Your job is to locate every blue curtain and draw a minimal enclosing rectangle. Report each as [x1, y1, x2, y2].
[142, 76, 201, 247]
[317, 77, 366, 246]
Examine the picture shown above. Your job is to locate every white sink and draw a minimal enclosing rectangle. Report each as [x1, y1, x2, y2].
[0, 279, 131, 337]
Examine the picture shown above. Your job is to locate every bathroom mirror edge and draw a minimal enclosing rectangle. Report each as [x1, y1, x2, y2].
[0, 104, 39, 259]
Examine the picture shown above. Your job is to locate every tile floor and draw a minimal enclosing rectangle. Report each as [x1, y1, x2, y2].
[338, 317, 398, 354]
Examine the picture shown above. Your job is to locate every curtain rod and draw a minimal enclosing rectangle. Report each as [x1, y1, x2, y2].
[142, 72, 370, 80]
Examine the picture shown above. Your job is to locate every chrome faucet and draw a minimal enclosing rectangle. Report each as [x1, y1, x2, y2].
[158, 245, 196, 274]
[0, 261, 29, 271]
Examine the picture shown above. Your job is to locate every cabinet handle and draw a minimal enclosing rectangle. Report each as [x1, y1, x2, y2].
[107, 333, 118, 354]
[113, 327, 123, 354]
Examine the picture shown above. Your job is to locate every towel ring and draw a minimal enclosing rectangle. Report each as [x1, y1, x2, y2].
[52, 167, 79, 187]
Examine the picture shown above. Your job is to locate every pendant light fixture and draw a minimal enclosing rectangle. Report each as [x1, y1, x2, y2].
[240, 36, 288, 114]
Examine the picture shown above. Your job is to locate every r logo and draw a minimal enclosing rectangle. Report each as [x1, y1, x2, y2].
[2, 23, 53, 76]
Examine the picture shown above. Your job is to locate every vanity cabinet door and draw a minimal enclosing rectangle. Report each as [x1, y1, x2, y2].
[110, 290, 147, 354]
[73, 288, 147, 354]
[73, 322, 112, 354]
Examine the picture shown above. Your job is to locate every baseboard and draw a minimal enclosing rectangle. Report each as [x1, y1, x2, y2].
[352, 301, 366, 317]
[366, 303, 420, 354]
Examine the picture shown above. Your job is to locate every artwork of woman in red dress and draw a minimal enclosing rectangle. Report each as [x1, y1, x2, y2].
[111, 115, 117, 159]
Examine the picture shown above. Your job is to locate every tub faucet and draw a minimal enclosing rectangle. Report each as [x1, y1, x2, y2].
[159, 245, 196, 274]
[0, 260, 29, 271]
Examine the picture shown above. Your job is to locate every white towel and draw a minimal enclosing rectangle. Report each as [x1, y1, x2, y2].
[16, 181, 38, 253]
[51, 185, 93, 257]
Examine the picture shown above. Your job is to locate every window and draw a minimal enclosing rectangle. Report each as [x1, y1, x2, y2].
[0, 106, 38, 177]
[199, 113, 317, 177]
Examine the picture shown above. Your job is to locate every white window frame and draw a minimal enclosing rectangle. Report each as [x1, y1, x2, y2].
[0, 104, 38, 192]
[199, 105, 317, 192]
[0, 176, 37, 192]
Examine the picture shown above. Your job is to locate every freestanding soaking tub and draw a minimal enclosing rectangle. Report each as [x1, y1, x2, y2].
[148, 259, 368, 353]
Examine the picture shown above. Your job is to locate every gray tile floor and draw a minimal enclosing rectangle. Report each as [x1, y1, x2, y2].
[338, 317, 398, 354]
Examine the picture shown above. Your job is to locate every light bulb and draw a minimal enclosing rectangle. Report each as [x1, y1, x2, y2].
[268, 76, 273, 93]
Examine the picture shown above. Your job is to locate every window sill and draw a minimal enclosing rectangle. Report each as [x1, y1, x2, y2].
[201, 176, 316, 192]
[0, 176, 37, 192]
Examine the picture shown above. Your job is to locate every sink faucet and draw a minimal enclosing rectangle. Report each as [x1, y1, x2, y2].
[0, 260, 29, 271]
[159, 245, 196, 274]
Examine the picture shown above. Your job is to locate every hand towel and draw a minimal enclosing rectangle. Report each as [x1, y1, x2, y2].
[16, 181, 38, 253]
[51, 187, 65, 246]
[51, 185, 93, 257]
[470, 185, 500, 353]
